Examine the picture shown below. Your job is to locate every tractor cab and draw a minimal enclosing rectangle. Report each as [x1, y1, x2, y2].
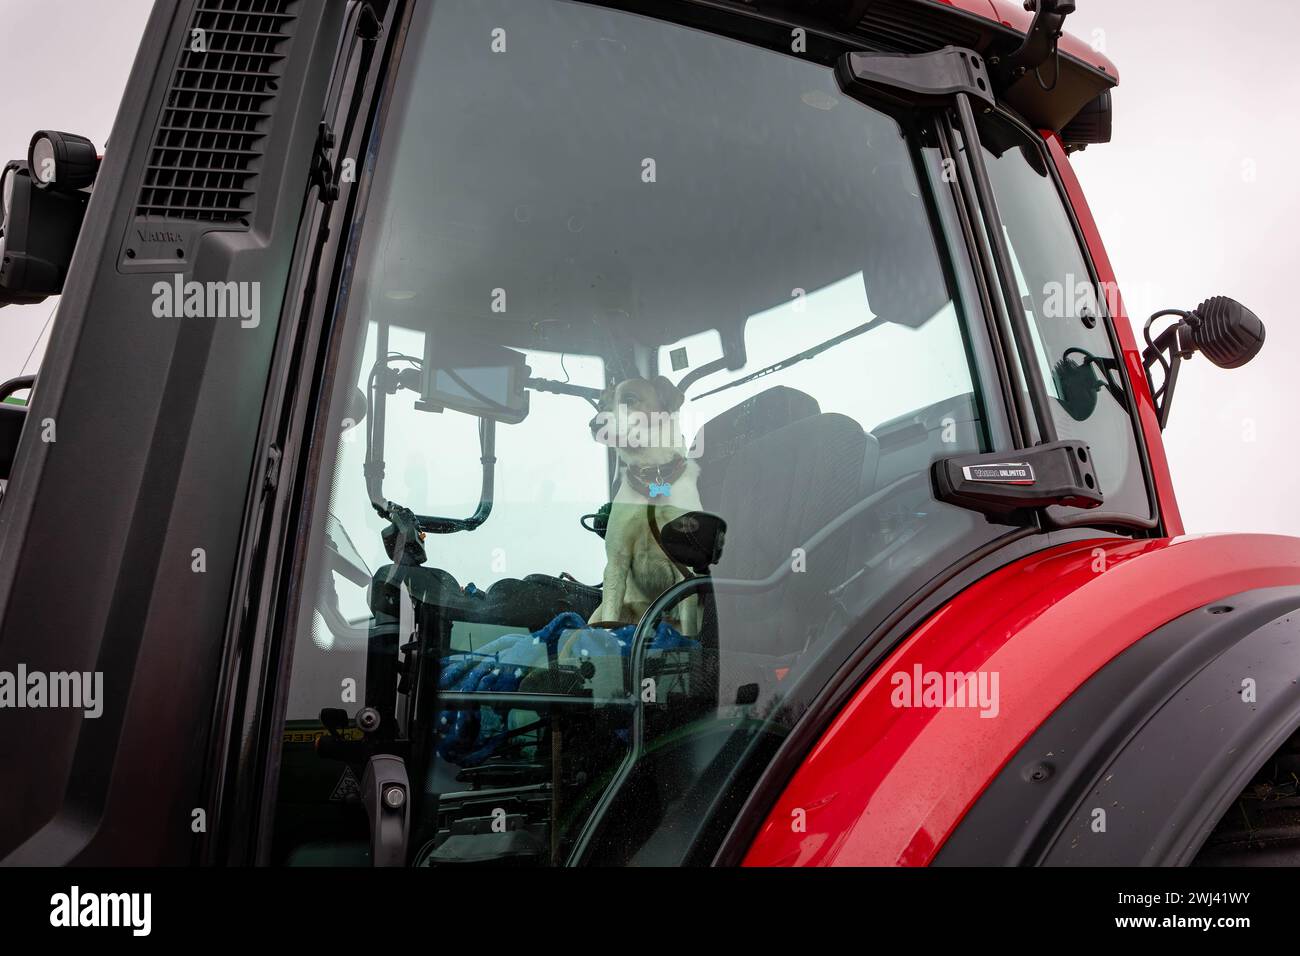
[265, 0, 1246, 867]
[0, 0, 1271, 870]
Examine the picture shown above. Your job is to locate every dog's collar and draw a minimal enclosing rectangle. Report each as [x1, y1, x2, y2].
[623, 454, 688, 498]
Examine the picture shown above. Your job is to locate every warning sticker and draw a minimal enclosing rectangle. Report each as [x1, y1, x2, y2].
[330, 766, 363, 803]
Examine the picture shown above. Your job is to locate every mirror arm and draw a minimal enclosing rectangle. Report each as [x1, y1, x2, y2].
[997, 0, 1075, 86]
[414, 418, 495, 533]
[525, 376, 601, 404]
[365, 356, 496, 533]
[1152, 348, 1183, 431]
[1142, 311, 1194, 430]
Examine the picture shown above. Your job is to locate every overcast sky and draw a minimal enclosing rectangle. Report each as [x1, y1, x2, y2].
[1, 0, 1296, 536]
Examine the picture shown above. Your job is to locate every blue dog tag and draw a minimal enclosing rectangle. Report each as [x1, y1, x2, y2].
[649, 482, 671, 498]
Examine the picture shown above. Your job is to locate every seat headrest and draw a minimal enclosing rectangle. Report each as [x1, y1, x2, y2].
[716, 412, 868, 574]
[691, 386, 820, 510]
[692, 386, 821, 466]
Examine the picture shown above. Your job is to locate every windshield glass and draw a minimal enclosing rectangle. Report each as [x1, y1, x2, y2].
[273, 0, 1022, 867]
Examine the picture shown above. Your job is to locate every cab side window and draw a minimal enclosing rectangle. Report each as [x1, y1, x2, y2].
[979, 121, 1152, 521]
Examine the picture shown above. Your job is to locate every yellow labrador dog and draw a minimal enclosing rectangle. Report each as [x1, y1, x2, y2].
[587, 376, 701, 635]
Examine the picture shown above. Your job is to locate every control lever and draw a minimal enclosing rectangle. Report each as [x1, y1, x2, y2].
[362, 754, 411, 867]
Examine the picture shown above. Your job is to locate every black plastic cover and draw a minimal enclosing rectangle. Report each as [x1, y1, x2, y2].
[835, 45, 995, 110]
[1191, 296, 1266, 369]
[0, 163, 89, 304]
[1061, 90, 1113, 150]
[933, 439, 1102, 515]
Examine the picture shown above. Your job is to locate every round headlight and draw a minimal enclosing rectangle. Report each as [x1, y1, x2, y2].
[30, 135, 56, 185]
[26, 130, 99, 190]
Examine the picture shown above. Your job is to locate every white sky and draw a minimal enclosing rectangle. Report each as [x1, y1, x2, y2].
[1, 0, 1296, 536]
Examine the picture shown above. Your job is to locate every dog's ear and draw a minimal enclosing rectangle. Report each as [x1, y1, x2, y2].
[651, 375, 685, 412]
[597, 381, 618, 411]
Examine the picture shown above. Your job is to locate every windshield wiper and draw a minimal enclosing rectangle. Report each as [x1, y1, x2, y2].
[690, 315, 885, 401]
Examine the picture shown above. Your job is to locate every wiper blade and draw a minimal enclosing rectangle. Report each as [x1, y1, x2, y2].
[691, 315, 884, 401]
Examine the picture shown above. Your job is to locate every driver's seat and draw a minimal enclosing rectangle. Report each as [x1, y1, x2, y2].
[711, 412, 869, 641]
[691, 385, 873, 707]
[706, 411, 870, 705]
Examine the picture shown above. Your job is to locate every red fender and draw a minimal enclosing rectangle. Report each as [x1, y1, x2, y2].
[743, 534, 1300, 866]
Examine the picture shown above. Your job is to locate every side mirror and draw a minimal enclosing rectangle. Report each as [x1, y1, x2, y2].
[1143, 296, 1265, 429]
[657, 511, 727, 576]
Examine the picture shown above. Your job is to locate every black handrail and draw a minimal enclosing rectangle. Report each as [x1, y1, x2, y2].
[0, 375, 36, 404]
[952, 93, 1060, 446]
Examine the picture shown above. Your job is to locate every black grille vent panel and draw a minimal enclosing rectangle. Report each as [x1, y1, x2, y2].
[135, 0, 298, 222]
[858, 0, 985, 54]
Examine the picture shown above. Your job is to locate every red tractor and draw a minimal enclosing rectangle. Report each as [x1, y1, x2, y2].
[0, 0, 1288, 870]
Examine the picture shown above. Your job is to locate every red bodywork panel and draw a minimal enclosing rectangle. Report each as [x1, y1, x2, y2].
[932, 0, 1003, 22]
[743, 534, 1300, 866]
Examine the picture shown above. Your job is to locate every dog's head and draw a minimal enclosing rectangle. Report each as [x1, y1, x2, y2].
[589, 376, 685, 460]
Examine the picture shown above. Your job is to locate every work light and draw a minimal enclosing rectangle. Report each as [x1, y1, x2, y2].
[27, 130, 99, 190]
